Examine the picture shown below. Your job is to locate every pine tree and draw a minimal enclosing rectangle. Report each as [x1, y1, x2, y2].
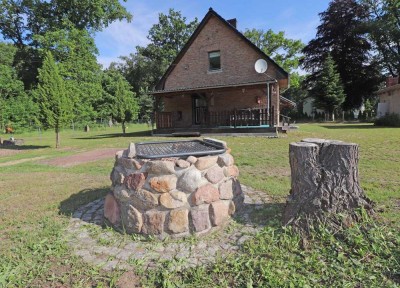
[35, 51, 72, 148]
[311, 55, 345, 121]
[101, 69, 138, 134]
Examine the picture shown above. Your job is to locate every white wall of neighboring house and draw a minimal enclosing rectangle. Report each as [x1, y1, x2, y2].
[377, 77, 400, 118]
[302, 98, 325, 118]
[377, 102, 389, 118]
[377, 81, 400, 117]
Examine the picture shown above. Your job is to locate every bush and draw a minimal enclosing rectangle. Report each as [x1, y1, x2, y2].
[374, 113, 400, 127]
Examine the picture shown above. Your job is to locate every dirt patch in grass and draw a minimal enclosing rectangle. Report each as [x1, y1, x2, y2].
[116, 271, 142, 288]
[0, 148, 24, 157]
[40, 148, 123, 167]
[0, 156, 47, 167]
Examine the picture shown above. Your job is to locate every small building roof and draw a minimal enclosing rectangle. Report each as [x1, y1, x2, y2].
[377, 83, 400, 95]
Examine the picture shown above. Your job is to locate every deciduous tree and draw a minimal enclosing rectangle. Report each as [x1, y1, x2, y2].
[138, 9, 198, 76]
[0, 0, 131, 88]
[0, 0, 132, 46]
[114, 9, 198, 122]
[0, 42, 37, 130]
[301, 0, 382, 110]
[362, 0, 400, 78]
[244, 28, 304, 73]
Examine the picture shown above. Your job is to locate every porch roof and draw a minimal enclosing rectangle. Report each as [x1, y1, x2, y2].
[150, 80, 269, 96]
[280, 96, 297, 107]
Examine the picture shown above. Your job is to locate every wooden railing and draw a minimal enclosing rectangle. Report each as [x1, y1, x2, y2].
[156, 107, 275, 129]
[155, 112, 173, 128]
[280, 114, 291, 126]
[208, 107, 275, 128]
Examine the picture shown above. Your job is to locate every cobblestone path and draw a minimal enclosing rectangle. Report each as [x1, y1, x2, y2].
[66, 185, 274, 271]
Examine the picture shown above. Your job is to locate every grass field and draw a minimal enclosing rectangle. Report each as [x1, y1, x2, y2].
[0, 123, 399, 287]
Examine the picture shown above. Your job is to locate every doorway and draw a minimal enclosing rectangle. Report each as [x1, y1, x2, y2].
[192, 94, 207, 125]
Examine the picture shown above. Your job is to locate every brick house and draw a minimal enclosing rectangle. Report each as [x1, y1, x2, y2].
[151, 8, 290, 134]
[377, 76, 400, 118]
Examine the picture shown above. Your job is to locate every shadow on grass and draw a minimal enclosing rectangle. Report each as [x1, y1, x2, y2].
[59, 187, 109, 216]
[74, 130, 152, 140]
[0, 144, 50, 150]
[321, 124, 383, 130]
[234, 202, 285, 228]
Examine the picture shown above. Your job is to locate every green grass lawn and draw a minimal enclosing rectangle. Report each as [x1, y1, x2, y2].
[0, 123, 399, 287]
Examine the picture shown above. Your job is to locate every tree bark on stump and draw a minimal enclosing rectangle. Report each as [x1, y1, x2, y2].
[283, 138, 374, 234]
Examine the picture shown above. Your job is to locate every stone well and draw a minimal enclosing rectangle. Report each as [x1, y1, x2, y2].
[105, 138, 244, 238]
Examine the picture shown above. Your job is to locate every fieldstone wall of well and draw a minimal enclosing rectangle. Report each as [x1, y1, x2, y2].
[105, 140, 244, 238]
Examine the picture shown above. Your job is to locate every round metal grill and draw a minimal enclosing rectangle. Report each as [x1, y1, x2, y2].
[135, 140, 226, 159]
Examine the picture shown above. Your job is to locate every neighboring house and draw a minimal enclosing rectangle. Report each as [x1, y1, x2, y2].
[377, 76, 400, 118]
[151, 8, 291, 134]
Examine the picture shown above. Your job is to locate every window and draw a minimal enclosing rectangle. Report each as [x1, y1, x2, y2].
[208, 51, 221, 71]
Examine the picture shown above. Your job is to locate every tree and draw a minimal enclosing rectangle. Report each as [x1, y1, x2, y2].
[101, 70, 138, 134]
[138, 9, 198, 76]
[301, 0, 382, 110]
[244, 28, 306, 116]
[362, 0, 400, 78]
[0, 43, 25, 98]
[35, 26, 103, 126]
[244, 28, 304, 73]
[0, 42, 37, 130]
[35, 52, 72, 148]
[114, 9, 198, 122]
[282, 74, 310, 117]
[310, 55, 345, 121]
[0, 0, 132, 46]
[0, 0, 132, 88]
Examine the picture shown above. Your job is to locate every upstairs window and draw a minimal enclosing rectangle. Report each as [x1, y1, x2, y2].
[208, 51, 221, 71]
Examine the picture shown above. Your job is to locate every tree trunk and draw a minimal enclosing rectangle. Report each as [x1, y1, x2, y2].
[122, 121, 126, 134]
[283, 138, 374, 234]
[55, 126, 60, 149]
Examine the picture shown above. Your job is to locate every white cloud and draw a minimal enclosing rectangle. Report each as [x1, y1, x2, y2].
[283, 18, 320, 43]
[278, 8, 295, 21]
[95, 3, 159, 68]
[97, 56, 122, 70]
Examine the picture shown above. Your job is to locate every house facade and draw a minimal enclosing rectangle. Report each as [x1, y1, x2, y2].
[151, 8, 290, 133]
[377, 76, 400, 118]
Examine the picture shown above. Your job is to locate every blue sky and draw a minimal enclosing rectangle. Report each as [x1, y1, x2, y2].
[95, 0, 331, 68]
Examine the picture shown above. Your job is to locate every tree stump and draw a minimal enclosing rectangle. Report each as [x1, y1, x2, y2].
[283, 138, 374, 234]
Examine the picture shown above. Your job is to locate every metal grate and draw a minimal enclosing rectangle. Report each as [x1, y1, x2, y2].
[135, 140, 226, 159]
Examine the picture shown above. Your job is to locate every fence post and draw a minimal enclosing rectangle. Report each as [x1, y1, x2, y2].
[234, 109, 237, 128]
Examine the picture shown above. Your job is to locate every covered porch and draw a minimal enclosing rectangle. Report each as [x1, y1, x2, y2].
[152, 82, 281, 135]
[156, 107, 274, 129]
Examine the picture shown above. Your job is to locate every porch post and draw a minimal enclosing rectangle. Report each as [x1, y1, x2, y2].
[274, 83, 280, 126]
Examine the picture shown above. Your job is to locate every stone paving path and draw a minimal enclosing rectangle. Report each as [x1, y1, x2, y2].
[66, 185, 272, 272]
